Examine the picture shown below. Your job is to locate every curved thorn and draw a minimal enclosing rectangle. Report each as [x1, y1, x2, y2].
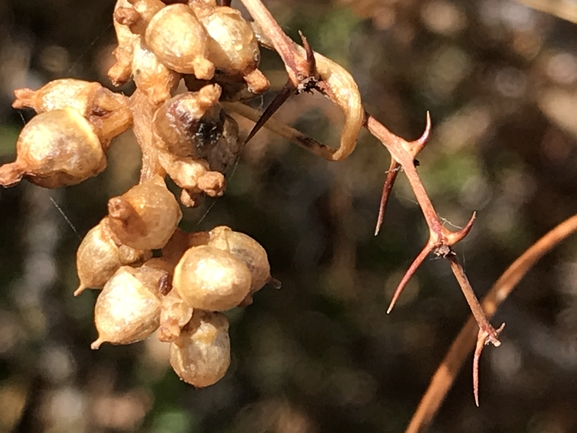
[244, 79, 296, 146]
[298, 31, 316, 76]
[447, 211, 477, 245]
[473, 329, 485, 407]
[387, 242, 435, 314]
[375, 159, 401, 236]
[409, 111, 432, 152]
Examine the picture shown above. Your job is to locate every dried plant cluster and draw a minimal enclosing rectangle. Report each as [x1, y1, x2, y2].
[0, 0, 506, 397]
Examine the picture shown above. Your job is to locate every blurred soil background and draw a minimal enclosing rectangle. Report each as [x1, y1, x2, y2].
[1, 0, 577, 432]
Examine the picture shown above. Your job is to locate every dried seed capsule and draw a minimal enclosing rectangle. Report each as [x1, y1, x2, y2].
[131, 38, 180, 104]
[107, 175, 183, 250]
[195, 5, 269, 94]
[108, 0, 165, 85]
[0, 109, 106, 188]
[152, 85, 222, 158]
[208, 226, 271, 306]
[169, 310, 230, 387]
[75, 218, 151, 296]
[173, 245, 251, 311]
[158, 289, 193, 342]
[91, 266, 162, 349]
[12, 79, 132, 145]
[145, 4, 214, 79]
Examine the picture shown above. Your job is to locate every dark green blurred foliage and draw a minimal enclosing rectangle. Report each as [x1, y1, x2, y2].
[1, 0, 577, 432]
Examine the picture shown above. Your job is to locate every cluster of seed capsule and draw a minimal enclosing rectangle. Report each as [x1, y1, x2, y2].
[0, 0, 276, 388]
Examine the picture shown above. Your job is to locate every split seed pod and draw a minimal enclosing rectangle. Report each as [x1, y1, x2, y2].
[107, 175, 182, 250]
[173, 245, 251, 311]
[170, 310, 230, 387]
[75, 218, 151, 296]
[208, 226, 271, 306]
[0, 109, 106, 188]
[145, 4, 215, 79]
[91, 266, 162, 349]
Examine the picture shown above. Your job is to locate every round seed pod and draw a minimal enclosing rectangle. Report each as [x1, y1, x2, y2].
[91, 266, 162, 349]
[0, 109, 106, 188]
[173, 245, 251, 311]
[170, 310, 230, 387]
[12, 79, 101, 114]
[145, 4, 214, 79]
[208, 226, 271, 305]
[152, 85, 222, 158]
[196, 6, 269, 94]
[107, 175, 182, 250]
[75, 218, 152, 296]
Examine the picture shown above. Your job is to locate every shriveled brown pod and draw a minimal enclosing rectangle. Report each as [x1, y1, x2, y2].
[131, 39, 181, 104]
[145, 4, 214, 79]
[208, 226, 271, 306]
[12, 79, 132, 145]
[75, 218, 151, 296]
[152, 85, 222, 157]
[169, 310, 230, 387]
[107, 175, 182, 250]
[158, 289, 193, 342]
[91, 266, 162, 349]
[193, 4, 269, 94]
[0, 109, 107, 189]
[173, 245, 251, 311]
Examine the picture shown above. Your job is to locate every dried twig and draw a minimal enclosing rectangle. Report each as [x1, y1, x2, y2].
[405, 214, 577, 433]
[240, 0, 502, 381]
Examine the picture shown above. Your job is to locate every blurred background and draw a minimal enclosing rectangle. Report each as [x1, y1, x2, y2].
[1, 0, 577, 432]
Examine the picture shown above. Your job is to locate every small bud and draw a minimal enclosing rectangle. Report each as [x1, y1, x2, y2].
[169, 310, 230, 387]
[0, 109, 106, 189]
[173, 245, 251, 311]
[75, 218, 151, 296]
[145, 4, 215, 79]
[208, 226, 272, 306]
[107, 175, 182, 250]
[91, 266, 162, 349]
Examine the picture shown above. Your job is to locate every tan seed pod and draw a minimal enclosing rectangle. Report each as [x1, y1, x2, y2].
[0, 109, 106, 189]
[107, 175, 182, 250]
[91, 266, 162, 349]
[75, 217, 152, 296]
[195, 5, 269, 94]
[11, 79, 132, 146]
[145, 4, 214, 78]
[158, 289, 194, 342]
[208, 226, 271, 306]
[131, 38, 181, 104]
[173, 245, 251, 311]
[169, 310, 230, 387]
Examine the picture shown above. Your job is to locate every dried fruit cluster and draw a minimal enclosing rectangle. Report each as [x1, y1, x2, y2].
[0, 0, 277, 388]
